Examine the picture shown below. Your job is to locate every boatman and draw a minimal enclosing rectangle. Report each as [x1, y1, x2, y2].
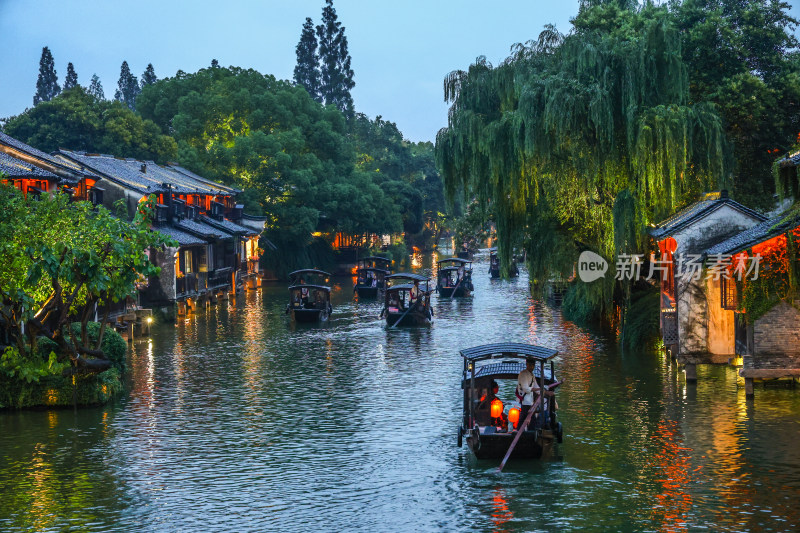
[516, 357, 541, 430]
[410, 280, 420, 306]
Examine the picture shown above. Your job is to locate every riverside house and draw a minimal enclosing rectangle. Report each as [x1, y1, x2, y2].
[54, 150, 266, 315]
[649, 191, 767, 379]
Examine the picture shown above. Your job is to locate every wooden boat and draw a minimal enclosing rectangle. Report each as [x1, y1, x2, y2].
[436, 257, 474, 297]
[286, 269, 333, 323]
[458, 343, 563, 461]
[489, 248, 518, 278]
[457, 247, 474, 260]
[354, 256, 391, 298]
[382, 273, 433, 327]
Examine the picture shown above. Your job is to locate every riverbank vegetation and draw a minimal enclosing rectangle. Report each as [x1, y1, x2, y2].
[0, 187, 171, 407]
[436, 0, 799, 342]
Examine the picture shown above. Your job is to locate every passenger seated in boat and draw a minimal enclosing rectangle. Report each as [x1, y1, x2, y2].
[410, 280, 420, 306]
[313, 290, 325, 310]
[299, 279, 309, 305]
[476, 381, 507, 430]
[388, 294, 401, 313]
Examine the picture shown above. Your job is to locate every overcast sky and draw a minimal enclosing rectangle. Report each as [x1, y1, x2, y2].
[1, 0, 798, 143]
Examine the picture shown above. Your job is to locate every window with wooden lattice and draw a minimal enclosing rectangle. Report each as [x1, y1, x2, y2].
[721, 276, 737, 310]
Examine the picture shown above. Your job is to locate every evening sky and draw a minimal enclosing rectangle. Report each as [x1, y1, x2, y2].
[1, 1, 798, 142]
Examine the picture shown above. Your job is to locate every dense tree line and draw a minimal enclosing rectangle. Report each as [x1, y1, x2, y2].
[436, 0, 799, 331]
[136, 66, 443, 249]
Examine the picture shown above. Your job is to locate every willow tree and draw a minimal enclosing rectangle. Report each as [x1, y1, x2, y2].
[435, 4, 728, 319]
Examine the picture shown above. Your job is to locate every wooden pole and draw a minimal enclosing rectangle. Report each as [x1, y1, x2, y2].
[498, 395, 542, 472]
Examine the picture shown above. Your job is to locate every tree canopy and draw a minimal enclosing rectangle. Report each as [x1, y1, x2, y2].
[64, 62, 78, 90]
[34, 46, 60, 105]
[136, 66, 404, 247]
[436, 3, 729, 314]
[3, 86, 177, 163]
[114, 60, 141, 110]
[0, 187, 172, 373]
[316, 0, 355, 116]
[294, 17, 322, 102]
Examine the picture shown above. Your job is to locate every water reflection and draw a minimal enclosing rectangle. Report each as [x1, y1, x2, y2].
[1, 253, 800, 531]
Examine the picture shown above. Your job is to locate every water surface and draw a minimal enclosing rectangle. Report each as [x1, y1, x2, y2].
[2, 250, 800, 532]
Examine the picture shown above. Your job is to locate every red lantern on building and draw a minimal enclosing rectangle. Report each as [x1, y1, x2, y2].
[490, 398, 503, 419]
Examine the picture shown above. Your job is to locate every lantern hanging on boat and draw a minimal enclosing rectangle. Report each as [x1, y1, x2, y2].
[508, 407, 520, 428]
[490, 398, 503, 419]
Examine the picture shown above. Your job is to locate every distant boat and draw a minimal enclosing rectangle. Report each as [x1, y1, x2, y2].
[286, 269, 332, 323]
[382, 273, 433, 327]
[436, 257, 474, 297]
[489, 248, 518, 279]
[458, 343, 563, 461]
[354, 256, 391, 298]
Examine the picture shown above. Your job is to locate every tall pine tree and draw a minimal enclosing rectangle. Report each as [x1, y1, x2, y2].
[316, 0, 355, 116]
[114, 60, 140, 110]
[141, 63, 157, 88]
[88, 74, 105, 100]
[294, 17, 321, 102]
[63, 62, 78, 90]
[34, 47, 60, 105]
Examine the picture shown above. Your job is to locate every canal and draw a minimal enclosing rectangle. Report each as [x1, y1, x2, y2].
[2, 250, 800, 532]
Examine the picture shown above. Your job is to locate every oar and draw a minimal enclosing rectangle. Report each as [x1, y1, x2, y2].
[498, 394, 542, 472]
[449, 271, 470, 298]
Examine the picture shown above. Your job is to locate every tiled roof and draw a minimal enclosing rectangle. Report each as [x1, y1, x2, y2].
[154, 226, 206, 246]
[59, 151, 236, 196]
[650, 192, 766, 239]
[0, 132, 94, 183]
[167, 164, 239, 193]
[175, 218, 229, 239]
[0, 152, 58, 179]
[199, 215, 258, 236]
[706, 215, 800, 256]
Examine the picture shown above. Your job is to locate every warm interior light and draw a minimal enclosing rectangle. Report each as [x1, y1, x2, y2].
[490, 398, 503, 419]
[508, 407, 520, 428]
[146, 317, 153, 324]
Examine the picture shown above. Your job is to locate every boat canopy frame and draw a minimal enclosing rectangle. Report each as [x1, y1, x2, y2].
[437, 257, 473, 266]
[460, 343, 558, 363]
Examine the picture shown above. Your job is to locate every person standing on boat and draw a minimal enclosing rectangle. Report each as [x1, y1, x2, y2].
[517, 358, 541, 429]
[410, 280, 420, 307]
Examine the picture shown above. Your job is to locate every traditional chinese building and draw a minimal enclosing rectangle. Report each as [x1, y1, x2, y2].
[53, 151, 266, 313]
[649, 191, 767, 377]
[0, 132, 97, 197]
[704, 214, 800, 395]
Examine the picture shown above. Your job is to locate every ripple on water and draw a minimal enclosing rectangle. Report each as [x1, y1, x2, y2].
[2, 253, 800, 532]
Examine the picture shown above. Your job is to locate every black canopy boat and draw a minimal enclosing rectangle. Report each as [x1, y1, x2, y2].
[381, 273, 433, 327]
[458, 343, 563, 461]
[286, 269, 333, 323]
[489, 248, 518, 279]
[354, 256, 391, 298]
[457, 245, 474, 260]
[436, 257, 474, 297]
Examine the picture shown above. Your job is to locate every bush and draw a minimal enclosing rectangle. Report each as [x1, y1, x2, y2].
[69, 322, 127, 373]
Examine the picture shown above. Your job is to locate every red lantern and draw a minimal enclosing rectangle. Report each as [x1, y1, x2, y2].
[490, 398, 503, 419]
[508, 407, 520, 428]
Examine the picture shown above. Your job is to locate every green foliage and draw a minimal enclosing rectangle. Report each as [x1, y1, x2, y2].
[620, 287, 661, 352]
[261, 237, 337, 279]
[69, 322, 127, 373]
[34, 46, 60, 105]
[0, 367, 122, 409]
[0, 346, 67, 384]
[294, 17, 322, 102]
[672, 0, 800, 209]
[136, 67, 406, 247]
[64, 62, 78, 90]
[141, 63, 157, 89]
[87, 74, 105, 100]
[3, 86, 176, 162]
[114, 60, 141, 111]
[437, 3, 728, 320]
[316, 0, 355, 116]
[0, 186, 172, 368]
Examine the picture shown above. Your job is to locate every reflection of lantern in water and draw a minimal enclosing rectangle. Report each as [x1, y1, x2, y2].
[490, 398, 503, 418]
[508, 407, 520, 427]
